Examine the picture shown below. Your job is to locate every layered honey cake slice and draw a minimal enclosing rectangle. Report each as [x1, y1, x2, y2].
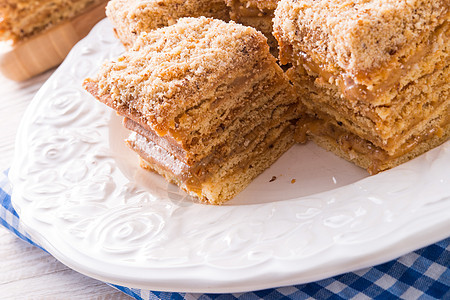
[0, 0, 106, 43]
[84, 17, 299, 204]
[225, 0, 279, 52]
[274, 0, 449, 174]
[106, 0, 230, 48]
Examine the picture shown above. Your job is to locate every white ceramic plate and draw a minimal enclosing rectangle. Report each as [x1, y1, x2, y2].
[9, 19, 450, 293]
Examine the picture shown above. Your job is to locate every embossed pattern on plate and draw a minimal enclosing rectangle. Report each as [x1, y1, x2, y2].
[9, 19, 450, 293]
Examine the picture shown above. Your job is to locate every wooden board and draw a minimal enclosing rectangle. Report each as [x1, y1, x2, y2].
[0, 0, 109, 81]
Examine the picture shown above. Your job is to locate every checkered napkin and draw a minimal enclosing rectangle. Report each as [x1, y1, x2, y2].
[1, 169, 448, 299]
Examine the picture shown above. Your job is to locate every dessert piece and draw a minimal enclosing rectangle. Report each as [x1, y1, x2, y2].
[225, 0, 279, 51]
[106, 0, 230, 48]
[0, 0, 106, 43]
[274, 0, 450, 174]
[84, 17, 299, 204]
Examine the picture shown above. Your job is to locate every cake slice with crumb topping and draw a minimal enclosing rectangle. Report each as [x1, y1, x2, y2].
[84, 17, 299, 204]
[106, 0, 230, 48]
[274, 0, 449, 174]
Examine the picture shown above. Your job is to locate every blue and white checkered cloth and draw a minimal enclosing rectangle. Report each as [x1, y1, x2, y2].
[1, 169, 448, 299]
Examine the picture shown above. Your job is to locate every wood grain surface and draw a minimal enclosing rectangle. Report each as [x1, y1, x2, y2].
[0, 71, 132, 299]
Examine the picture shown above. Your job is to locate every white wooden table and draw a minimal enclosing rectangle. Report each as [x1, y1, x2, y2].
[0, 71, 131, 299]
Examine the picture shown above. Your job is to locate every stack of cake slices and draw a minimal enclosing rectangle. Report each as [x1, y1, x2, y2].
[274, 0, 449, 174]
[84, 17, 299, 204]
[85, 0, 449, 204]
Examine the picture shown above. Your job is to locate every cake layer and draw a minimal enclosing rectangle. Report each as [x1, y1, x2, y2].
[199, 124, 296, 203]
[274, 0, 450, 92]
[296, 108, 450, 174]
[174, 73, 298, 157]
[123, 117, 188, 164]
[128, 119, 296, 204]
[169, 60, 288, 148]
[0, 0, 105, 42]
[106, 0, 230, 47]
[128, 115, 296, 187]
[123, 88, 299, 169]
[288, 63, 450, 154]
[123, 85, 299, 165]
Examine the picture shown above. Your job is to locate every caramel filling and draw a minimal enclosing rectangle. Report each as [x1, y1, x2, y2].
[296, 112, 449, 174]
[127, 100, 298, 177]
[128, 119, 297, 196]
[127, 133, 203, 195]
[123, 117, 188, 163]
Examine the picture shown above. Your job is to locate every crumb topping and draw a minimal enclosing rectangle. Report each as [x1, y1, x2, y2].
[86, 17, 270, 135]
[106, 0, 230, 47]
[274, 0, 449, 76]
